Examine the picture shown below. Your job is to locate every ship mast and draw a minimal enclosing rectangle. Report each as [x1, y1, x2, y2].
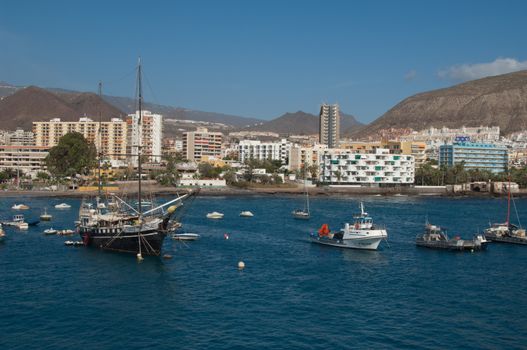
[137, 58, 143, 216]
[97, 81, 103, 201]
[506, 173, 511, 226]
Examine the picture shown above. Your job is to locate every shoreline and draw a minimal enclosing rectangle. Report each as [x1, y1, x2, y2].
[0, 186, 520, 198]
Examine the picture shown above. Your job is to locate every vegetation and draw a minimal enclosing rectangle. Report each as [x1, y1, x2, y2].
[45, 132, 97, 178]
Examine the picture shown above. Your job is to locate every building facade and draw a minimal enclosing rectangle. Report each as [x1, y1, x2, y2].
[0, 145, 49, 176]
[126, 110, 163, 164]
[0, 129, 35, 146]
[319, 103, 340, 148]
[183, 127, 223, 162]
[319, 148, 415, 185]
[33, 118, 127, 161]
[289, 144, 328, 171]
[238, 139, 292, 164]
[439, 142, 508, 173]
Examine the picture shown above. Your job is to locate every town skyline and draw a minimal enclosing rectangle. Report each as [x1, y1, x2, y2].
[2, 0, 527, 122]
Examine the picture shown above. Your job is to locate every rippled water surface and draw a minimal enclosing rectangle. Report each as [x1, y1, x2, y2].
[1, 195, 526, 349]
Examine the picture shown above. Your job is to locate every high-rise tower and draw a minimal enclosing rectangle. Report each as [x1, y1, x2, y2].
[319, 103, 340, 148]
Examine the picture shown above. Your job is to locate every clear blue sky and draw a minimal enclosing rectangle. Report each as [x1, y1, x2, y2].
[1, 0, 526, 122]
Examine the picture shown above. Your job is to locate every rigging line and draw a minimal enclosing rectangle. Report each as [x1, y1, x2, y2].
[142, 67, 160, 106]
[512, 195, 522, 228]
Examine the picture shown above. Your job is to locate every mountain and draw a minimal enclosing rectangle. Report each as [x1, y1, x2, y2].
[0, 86, 125, 130]
[243, 110, 363, 135]
[355, 70, 527, 138]
[0, 82, 21, 98]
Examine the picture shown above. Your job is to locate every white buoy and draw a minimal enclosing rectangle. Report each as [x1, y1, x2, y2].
[238, 261, 245, 270]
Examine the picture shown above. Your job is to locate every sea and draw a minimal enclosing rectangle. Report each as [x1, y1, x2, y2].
[1, 195, 526, 349]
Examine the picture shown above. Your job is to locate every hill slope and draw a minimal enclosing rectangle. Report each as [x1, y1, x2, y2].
[355, 70, 527, 137]
[0, 86, 124, 130]
[245, 110, 363, 135]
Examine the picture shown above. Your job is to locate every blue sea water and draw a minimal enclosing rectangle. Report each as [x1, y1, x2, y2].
[1, 195, 526, 349]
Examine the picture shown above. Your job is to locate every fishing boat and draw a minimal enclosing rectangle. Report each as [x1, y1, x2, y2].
[292, 171, 310, 220]
[206, 212, 224, 219]
[240, 211, 254, 217]
[77, 59, 196, 257]
[484, 177, 527, 245]
[416, 223, 488, 251]
[40, 208, 52, 221]
[310, 202, 387, 250]
[11, 204, 29, 210]
[55, 203, 71, 209]
[2, 214, 29, 230]
[44, 228, 57, 235]
[171, 233, 200, 241]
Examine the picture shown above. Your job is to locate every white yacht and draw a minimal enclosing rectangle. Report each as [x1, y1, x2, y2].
[12, 204, 29, 210]
[206, 212, 224, 219]
[44, 228, 58, 235]
[310, 202, 387, 250]
[240, 211, 254, 217]
[55, 203, 71, 209]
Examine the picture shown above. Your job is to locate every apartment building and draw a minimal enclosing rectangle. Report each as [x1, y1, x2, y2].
[183, 127, 223, 162]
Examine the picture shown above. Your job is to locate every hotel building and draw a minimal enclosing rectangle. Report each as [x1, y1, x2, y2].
[319, 103, 340, 148]
[238, 139, 292, 165]
[439, 142, 508, 173]
[183, 127, 223, 162]
[319, 148, 415, 185]
[0, 145, 49, 177]
[126, 110, 163, 164]
[33, 118, 127, 161]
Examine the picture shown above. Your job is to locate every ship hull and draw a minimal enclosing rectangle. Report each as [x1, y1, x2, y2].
[484, 233, 527, 245]
[79, 227, 167, 256]
[310, 233, 383, 250]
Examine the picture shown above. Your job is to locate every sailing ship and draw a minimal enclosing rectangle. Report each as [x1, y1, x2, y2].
[77, 59, 195, 257]
[292, 168, 310, 220]
[484, 177, 527, 245]
[310, 202, 387, 250]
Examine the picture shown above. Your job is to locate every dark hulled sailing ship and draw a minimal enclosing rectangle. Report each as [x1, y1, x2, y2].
[78, 59, 194, 257]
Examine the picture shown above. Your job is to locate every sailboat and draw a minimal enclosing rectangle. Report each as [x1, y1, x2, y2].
[77, 59, 196, 257]
[292, 167, 310, 220]
[484, 177, 527, 245]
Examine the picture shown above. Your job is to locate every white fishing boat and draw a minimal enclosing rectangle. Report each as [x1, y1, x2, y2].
[206, 212, 224, 219]
[55, 203, 71, 209]
[40, 208, 52, 221]
[12, 204, 29, 210]
[240, 211, 254, 217]
[310, 202, 388, 250]
[44, 228, 58, 235]
[171, 233, 200, 241]
[2, 215, 29, 230]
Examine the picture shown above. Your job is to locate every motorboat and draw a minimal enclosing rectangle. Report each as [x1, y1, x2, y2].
[57, 229, 75, 236]
[171, 233, 200, 241]
[2, 215, 29, 230]
[64, 240, 84, 246]
[12, 204, 29, 210]
[206, 212, 224, 219]
[44, 228, 58, 235]
[40, 208, 52, 221]
[240, 211, 254, 217]
[55, 203, 71, 209]
[310, 202, 387, 250]
[416, 223, 488, 251]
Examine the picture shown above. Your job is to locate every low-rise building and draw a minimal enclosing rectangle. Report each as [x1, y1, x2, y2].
[319, 148, 415, 185]
[289, 144, 328, 171]
[0, 129, 35, 146]
[0, 145, 50, 177]
[439, 142, 508, 173]
[238, 138, 292, 164]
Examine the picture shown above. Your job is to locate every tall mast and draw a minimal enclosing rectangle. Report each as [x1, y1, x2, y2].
[506, 173, 511, 226]
[97, 81, 102, 200]
[137, 58, 143, 216]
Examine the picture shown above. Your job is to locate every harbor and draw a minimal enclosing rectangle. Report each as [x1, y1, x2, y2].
[1, 195, 526, 349]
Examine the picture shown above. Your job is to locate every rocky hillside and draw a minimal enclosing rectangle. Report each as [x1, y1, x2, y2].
[354, 70, 527, 138]
[245, 110, 363, 135]
[0, 86, 125, 130]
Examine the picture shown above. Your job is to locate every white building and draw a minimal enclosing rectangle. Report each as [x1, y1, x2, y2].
[319, 148, 415, 185]
[238, 139, 292, 164]
[126, 110, 163, 164]
[0, 129, 35, 146]
[0, 145, 49, 177]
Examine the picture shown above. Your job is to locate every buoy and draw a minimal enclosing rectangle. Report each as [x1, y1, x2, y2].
[163, 254, 172, 259]
[137, 253, 144, 261]
[238, 261, 245, 270]
[224, 233, 229, 240]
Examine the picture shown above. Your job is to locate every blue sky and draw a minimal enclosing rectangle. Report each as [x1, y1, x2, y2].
[1, 0, 526, 122]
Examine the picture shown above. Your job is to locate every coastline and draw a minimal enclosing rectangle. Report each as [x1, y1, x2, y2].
[0, 185, 520, 198]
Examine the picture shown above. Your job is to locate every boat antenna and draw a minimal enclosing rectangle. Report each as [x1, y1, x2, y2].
[136, 57, 143, 216]
[97, 81, 103, 201]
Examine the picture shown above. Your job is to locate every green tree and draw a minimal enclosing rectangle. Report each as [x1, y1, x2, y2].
[45, 132, 97, 178]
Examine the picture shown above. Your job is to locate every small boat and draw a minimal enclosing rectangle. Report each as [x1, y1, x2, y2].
[40, 208, 52, 221]
[206, 212, 224, 219]
[57, 229, 75, 236]
[64, 240, 84, 246]
[171, 233, 200, 241]
[55, 203, 71, 209]
[12, 204, 29, 210]
[416, 223, 488, 251]
[2, 215, 29, 230]
[0, 224, 5, 241]
[44, 228, 57, 235]
[240, 211, 254, 217]
[310, 202, 387, 250]
[292, 172, 310, 220]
